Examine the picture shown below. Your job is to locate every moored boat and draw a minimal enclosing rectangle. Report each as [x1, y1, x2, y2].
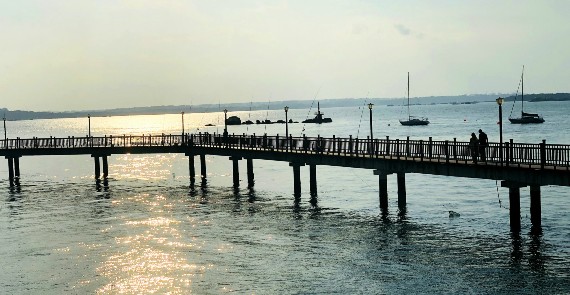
[302, 102, 332, 124]
[509, 65, 544, 124]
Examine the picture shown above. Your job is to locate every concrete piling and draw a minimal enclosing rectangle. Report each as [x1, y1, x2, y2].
[309, 164, 317, 196]
[397, 172, 406, 210]
[247, 158, 254, 188]
[530, 185, 541, 228]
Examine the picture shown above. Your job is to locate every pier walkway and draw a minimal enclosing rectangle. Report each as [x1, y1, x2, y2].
[2, 133, 570, 232]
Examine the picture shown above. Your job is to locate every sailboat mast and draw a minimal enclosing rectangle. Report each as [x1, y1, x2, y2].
[407, 72, 410, 120]
[521, 65, 524, 114]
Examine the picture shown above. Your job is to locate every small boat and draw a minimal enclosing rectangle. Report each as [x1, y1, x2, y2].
[400, 72, 429, 126]
[509, 66, 544, 124]
[302, 102, 332, 124]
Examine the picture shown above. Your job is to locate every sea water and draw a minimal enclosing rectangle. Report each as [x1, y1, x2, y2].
[1, 101, 569, 294]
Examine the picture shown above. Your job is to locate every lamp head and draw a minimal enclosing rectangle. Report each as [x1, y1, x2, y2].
[496, 97, 504, 106]
[284, 106, 289, 112]
[223, 109, 228, 114]
[88, 114, 90, 119]
[368, 103, 374, 110]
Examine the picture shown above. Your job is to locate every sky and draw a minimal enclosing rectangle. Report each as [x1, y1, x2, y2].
[0, 0, 569, 111]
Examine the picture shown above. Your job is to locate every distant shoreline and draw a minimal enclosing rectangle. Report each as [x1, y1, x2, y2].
[2, 93, 568, 121]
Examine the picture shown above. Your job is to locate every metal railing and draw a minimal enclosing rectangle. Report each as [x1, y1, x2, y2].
[2, 133, 569, 170]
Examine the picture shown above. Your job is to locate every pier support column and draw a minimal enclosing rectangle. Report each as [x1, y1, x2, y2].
[501, 181, 526, 232]
[397, 172, 406, 210]
[290, 162, 305, 197]
[102, 156, 109, 179]
[309, 164, 317, 196]
[200, 154, 207, 180]
[230, 157, 241, 188]
[246, 158, 254, 188]
[374, 170, 392, 210]
[14, 157, 20, 179]
[93, 156, 101, 180]
[7, 157, 14, 186]
[530, 185, 541, 228]
[188, 155, 196, 184]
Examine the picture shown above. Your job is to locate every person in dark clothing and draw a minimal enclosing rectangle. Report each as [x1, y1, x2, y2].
[478, 129, 488, 162]
[469, 133, 479, 163]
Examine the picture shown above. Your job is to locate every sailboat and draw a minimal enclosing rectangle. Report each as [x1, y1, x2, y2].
[509, 66, 544, 124]
[400, 72, 429, 126]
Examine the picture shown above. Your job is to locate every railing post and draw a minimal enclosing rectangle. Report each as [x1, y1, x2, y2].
[420, 140, 424, 161]
[396, 139, 400, 159]
[332, 135, 336, 154]
[406, 136, 410, 158]
[453, 138, 457, 161]
[428, 137, 433, 159]
[445, 140, 450, 164]
[355, 138, 359, 157]
[375, 139, 379, 158]
[349, 135, 353, 156]
[386, 136, 390, 158]
[275, 134, 279, 150]
[540, 140, 546, 169]
[505, 141, 510, 165]
[509, 139, 514, 164]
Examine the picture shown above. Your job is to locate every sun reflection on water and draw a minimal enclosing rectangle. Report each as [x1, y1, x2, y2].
[96, 193, 212, 294]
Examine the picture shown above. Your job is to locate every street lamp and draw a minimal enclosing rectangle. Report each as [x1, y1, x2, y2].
[181, 111, 185, 144]
[368, 103, 374, 154]
[223, 109, 228, 144]
[88, 114, 91, 137]
[3, 116, 6, 142]
[284, 106, 289, 151]
[496, 97, 504, 165]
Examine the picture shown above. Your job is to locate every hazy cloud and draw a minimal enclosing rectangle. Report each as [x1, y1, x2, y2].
[394, 23, 411, 36]
[0, 1, 568, 111]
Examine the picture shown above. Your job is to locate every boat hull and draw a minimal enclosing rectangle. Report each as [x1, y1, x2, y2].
[508, 117, 545, 124]
[302, 118, 332, 124]
[399, 119, 429, 126]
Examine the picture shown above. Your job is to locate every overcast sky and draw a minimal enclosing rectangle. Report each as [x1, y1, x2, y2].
[1, 0, 568, 111]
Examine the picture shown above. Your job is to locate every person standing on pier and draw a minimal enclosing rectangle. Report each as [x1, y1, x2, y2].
[469, 133, 479, 164]
[478, 129, 488, 162]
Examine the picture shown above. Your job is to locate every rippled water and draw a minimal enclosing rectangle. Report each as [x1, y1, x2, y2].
[1, 101, 569, 294]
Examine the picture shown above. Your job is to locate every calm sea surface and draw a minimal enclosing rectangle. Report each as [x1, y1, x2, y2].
[1, 100, 569, 294]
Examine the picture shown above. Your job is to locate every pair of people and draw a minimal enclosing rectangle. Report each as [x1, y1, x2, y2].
[469, 129, 488, 163]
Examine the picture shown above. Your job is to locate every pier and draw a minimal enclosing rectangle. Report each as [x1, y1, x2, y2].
[2, 133, 570, 232]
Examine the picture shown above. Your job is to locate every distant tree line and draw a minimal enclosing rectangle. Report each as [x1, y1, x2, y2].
[2, 93, 568, 121]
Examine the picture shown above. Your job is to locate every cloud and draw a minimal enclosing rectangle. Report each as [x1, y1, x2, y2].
[394, 23, 425, 39]
[394, 23, 411, 36]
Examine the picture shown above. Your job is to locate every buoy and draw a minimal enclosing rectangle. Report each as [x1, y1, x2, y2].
[449, 210, 460, 218]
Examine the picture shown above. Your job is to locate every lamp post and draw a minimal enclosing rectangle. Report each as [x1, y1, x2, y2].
[368, 103, 374, 154]
[88, 114, 91, 137]
[3, 116, 6, 142]
[284, 106, 289, 151]
[496, 97, 504, 165]
[223, 109, 228, 144]
[181, 111, 185, 144]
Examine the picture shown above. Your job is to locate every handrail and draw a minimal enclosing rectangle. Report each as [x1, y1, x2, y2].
[1, 133, 569, 170]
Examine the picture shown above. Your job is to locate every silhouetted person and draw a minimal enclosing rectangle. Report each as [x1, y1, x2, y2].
[469, 132, 479, 164]
[478, 129, 488, 162]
